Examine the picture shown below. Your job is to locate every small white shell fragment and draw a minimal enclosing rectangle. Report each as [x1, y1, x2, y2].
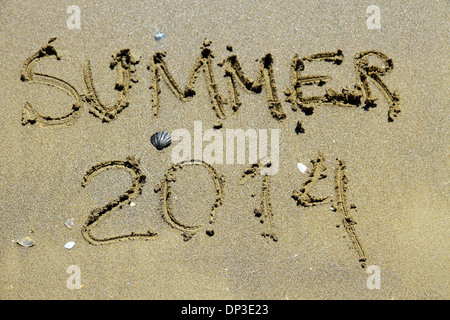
[297, 163, 307, 174]
[129, 202, 136, 207]
[64, 241, 75, 250]
[64, 218, 74, 229]
[17, 236, 35, 247]
[154, 32, 167, 41]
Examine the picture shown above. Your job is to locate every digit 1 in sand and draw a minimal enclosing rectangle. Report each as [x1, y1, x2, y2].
[239, 158, 277, 241]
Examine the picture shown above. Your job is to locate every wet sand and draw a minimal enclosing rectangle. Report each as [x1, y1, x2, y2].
[0, 0, 448, 299]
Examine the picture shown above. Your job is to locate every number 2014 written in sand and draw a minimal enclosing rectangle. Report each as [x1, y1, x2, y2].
[19, 39, 400, 269]
[80, 155, 368, 268]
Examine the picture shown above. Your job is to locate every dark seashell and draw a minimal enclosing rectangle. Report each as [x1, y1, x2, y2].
[151, 131, 172, 150]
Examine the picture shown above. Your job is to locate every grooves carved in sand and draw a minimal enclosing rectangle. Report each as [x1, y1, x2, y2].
[20, 38, 83, 127]
[21, 40, 399, 125]
[334, 159, 367, 268]
[219, 51, 287, 121]
[291, 153, 330, 207]
[284, 50, 363, 115]
[81, 156, 157, 245]
[83, 49, 140, 122]
[240, 158, 277, 241]
[354, 50, 400, 122]
[154, 159, 225, 241]
[147, 39, 227, 119]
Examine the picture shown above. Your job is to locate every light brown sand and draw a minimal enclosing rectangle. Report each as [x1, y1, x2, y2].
[0, 0, 448, 299]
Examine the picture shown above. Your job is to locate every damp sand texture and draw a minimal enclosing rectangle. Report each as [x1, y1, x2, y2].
[0, 0, 448, 299]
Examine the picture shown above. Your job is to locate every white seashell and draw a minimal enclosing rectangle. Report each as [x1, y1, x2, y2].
[297, 163, 307, 174]
[64, 218, 74, 229]
[17, 236, 35, 247]
[154, 32, 167, 41]
[64, 241, 75, 250]
[151, 131, 172, 150]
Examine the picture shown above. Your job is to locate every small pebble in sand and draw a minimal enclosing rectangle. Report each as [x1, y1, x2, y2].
[295, 120, 305, 134]
[130, 202, 136, 207]
[154, 32, 167, 41]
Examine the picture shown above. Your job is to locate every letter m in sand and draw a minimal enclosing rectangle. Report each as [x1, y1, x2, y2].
[148, 39, 226, 119]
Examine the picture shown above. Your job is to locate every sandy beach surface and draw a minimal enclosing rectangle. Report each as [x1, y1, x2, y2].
[0, 0, 448, 299]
